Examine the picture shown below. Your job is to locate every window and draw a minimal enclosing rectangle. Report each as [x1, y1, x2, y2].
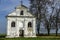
[20, 10, 23, 15]
[28, 22, 32, 27]
[11, 21, 15, 27]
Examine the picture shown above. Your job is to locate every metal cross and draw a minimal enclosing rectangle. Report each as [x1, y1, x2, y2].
[20, 0, 23, 5]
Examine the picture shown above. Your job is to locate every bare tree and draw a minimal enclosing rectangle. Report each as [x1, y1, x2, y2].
[29, 0, 48, 34]
[29, 0, 60, 36]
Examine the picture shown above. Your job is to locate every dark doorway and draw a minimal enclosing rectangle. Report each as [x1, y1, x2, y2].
[19, 30, 24, 37]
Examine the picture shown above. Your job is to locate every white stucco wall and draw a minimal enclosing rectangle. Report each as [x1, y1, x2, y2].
[7, 17, 36, 37]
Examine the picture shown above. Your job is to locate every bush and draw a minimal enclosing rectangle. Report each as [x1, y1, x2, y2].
[0, 34, 6, 38]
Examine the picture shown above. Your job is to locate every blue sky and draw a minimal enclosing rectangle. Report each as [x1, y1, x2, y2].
[0, 0, 29, 34]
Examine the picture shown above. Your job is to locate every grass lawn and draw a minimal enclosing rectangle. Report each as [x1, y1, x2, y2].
[0, 36, 60, 40]
[0, 34, 60, 40]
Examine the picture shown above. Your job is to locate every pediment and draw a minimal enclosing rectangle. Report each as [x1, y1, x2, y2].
[7, 11, 34, 17]
[7, 5, 35, 18]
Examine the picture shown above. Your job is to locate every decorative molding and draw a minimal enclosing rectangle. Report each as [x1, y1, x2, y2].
[6, 16, 35, 18]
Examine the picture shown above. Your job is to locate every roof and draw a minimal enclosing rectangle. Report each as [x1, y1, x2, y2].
[6, 5, 36, 18]
[16, 5, 28, 9]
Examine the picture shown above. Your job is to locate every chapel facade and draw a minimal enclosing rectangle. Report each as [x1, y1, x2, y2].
[6, 4, 36, 38]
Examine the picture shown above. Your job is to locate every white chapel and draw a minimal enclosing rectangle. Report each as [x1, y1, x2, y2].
[6, 4, 36, 38]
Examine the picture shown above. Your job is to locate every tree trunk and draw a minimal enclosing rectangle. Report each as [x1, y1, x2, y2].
[56, 16, 58, 36]
[37, 20, 40, 34]
[47, 26, 50, 36]
[55, 9, 59, 36]
[56, 27, 58, 36]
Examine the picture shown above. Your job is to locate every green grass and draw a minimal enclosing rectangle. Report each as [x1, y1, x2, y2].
[0, 34, 60, 40]
[0, 36, 60, 40]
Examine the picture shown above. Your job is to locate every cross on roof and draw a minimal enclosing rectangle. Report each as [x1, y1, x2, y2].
[20, 0, 23, 5]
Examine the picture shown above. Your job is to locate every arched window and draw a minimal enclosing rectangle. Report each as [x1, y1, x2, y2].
[20, 10, 23, 15]
[28, 22, 32, 27]
[11, 21, 15, 27]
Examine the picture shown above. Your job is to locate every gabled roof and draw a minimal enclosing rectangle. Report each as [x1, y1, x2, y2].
[16, 5, 28, 9]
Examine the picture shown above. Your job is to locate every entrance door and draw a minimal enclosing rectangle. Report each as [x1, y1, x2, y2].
[19, 30, 24, 37]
